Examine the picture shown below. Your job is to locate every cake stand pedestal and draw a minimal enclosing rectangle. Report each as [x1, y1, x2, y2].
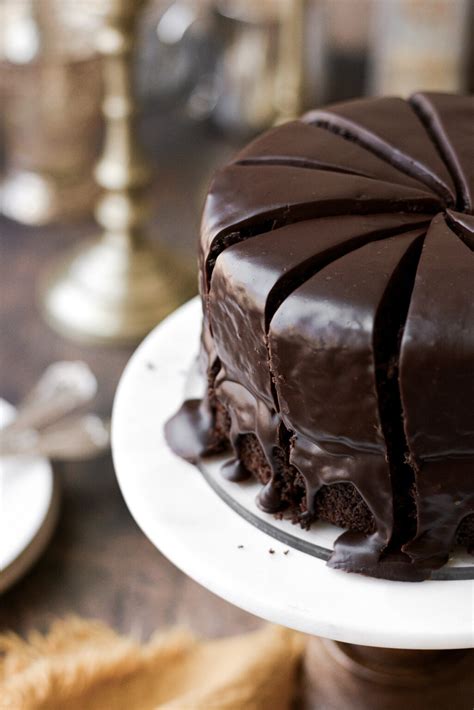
[112, 298, 474, 709]
[299, 640, 473, 709]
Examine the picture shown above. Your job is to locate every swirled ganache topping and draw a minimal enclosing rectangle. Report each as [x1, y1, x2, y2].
[165, 93, 474, 581]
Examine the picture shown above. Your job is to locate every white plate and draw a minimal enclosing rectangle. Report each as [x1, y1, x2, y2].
[112, 298, 474, 649]
[0, 400, 60, 592]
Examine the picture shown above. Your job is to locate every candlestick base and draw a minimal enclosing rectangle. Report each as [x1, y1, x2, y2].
[40, 236, 196, 346]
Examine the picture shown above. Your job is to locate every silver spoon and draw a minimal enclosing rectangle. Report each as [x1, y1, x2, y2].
[0, 414, 110, 461]
[0, 361, 98, 438]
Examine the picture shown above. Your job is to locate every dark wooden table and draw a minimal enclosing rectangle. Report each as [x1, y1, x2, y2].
[0, 113, 261, 640]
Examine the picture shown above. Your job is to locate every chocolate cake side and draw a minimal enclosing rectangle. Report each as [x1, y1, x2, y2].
[165, 92, 474, 581]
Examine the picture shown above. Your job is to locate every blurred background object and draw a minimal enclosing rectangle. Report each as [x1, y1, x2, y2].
[191, 1, 291, 135]
[0, 361, 109, 461]
[369, 0, 472, 96]
[40, 0, 196, 345]
[323, 0, 372, 102]
[0, 361, 108, 594]
[0, 0, 104, 224]
[186, 0, 312, 136]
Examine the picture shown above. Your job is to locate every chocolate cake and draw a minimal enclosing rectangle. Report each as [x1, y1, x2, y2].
[166, 93, 474, 581]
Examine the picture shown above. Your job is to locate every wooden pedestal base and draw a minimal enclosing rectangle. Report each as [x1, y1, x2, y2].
[301, 637, 474, 709]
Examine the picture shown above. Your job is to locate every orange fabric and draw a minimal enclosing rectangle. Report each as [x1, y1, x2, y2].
[0, 618, 305, 710]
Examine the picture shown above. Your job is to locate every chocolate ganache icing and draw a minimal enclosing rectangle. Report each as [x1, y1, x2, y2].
[165, 93, 474, 581]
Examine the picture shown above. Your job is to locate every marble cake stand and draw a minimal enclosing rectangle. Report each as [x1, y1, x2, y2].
[112, 298, 474, 709]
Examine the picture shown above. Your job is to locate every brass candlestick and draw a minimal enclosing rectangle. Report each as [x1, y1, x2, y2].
[274, 0, 304, 124]
[41, 0, 195, 345]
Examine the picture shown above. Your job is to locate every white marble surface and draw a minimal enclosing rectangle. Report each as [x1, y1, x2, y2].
[112, 298, 474, 650]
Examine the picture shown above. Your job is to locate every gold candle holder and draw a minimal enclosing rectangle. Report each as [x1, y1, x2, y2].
[41, 0, 195, 345]
[274, 0, 304, 125]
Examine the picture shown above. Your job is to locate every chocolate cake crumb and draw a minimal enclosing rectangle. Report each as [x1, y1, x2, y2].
[236, 430, 376, 535]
